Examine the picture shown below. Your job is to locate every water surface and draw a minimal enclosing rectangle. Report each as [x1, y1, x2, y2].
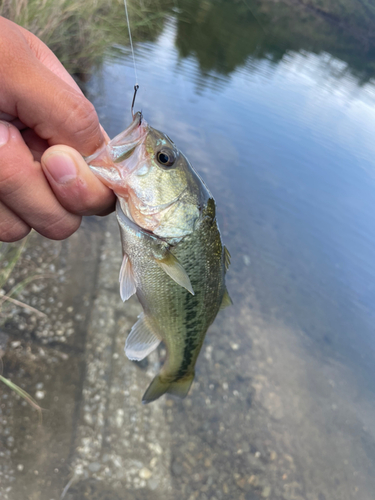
[2, 1, 375, 499]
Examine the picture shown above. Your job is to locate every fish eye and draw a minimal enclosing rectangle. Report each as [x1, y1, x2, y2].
[156, 148, 176, 168]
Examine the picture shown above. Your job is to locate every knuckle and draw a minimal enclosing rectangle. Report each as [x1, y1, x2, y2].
[0, 128, 37, 199]
[39, 211, 81, 240]
[0, 220, 30, 243]
[68, 93, 93, 123]
[58, 92, 101, 155]
[0, 167, 26, 198]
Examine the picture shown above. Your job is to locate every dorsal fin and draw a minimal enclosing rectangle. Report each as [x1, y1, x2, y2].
[224, 246, 231, 271]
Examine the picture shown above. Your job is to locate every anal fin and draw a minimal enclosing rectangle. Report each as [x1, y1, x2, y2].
[125, 313, 161, 361]
[119, 254, 136, 302]
[142, 372, 195, 404]
[142, 376, 169, 404]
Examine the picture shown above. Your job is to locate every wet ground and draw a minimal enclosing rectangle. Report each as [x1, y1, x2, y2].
[2, 0, 375, 499]
[1, 214, 375, 500]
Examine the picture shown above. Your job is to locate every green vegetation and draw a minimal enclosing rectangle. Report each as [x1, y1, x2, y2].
[174, 0, 375, 83]
[0, 0, 172, 74]
[254, 0, 375, 82]
[0, 238, 46, 322]
[1, 0, 375, 81]
[0, 239, 43, 418]
[298, 0, 375, 35]
[176, 0, 263, 76]
[0, 239, 28, 322]
[0, 239, 27, 291]
[0, 374, 43, 419]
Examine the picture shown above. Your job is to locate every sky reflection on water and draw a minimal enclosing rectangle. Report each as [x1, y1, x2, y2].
[86, 7, 375, 496]
[97, 15, 375, 339]
[3, 2, 375, 499]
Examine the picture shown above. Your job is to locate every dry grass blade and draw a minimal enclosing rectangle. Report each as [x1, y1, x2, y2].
[0, 375, 43, 422]
[0, 237, 53, 321]
[0, 272, 55, 308]
[0, 295, 47, 318]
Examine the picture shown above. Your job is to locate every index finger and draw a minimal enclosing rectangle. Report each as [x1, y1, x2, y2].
[0, 18, 104, 157]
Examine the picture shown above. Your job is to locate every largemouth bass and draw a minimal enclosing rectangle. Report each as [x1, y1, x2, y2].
[86, 112, 231, 403]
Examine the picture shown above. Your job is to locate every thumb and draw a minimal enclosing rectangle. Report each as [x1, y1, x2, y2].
[41, 145, 116, 216]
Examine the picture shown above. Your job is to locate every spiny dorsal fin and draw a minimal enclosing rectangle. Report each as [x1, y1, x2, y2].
[125, 313, 161, 361]
[153, 250, 194, 295]
[220, 289, 233, 310]
[224, 246, 231, 271]
[119, 254, 136, 302]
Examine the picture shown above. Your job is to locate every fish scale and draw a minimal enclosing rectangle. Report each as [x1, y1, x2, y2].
[86, 112, 231, 403]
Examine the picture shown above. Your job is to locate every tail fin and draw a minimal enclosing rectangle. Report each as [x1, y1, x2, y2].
[142, 373, 195, 404]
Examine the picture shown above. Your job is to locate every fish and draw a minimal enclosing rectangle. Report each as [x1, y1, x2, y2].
[85, 111, 232, 403]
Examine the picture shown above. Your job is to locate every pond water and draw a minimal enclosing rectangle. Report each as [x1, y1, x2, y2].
[2, 1, 375, 499]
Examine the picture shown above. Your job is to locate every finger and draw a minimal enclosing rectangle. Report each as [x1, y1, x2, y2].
[0, 112, 16, 121]
[0, 18, 104, 156]
[0, 121, 82, 240]
[0, 200, 30, 242]
[17, 24, 82, 93]
[41, 145, 116, 216]
[22, 128, 49, 161]
[0, 112, 26, 131]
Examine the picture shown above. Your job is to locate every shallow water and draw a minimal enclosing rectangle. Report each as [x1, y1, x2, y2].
[2, 1, 375, 499]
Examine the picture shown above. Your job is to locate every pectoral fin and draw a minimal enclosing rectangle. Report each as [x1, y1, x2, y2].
[119, 254, 136, 302]
[220, 289, 233, 310]
[125, 313, 161, 361]
[154, 250, 194, 295]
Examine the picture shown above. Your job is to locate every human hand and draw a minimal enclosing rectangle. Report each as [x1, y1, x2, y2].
[0, 17, 116, 242]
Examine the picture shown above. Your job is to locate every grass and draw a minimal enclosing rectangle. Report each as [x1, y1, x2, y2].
[0, 237, 48, 322]
[0, 238, 44, 419]
[0, 0, 171, 74]
[0, 239, 27, 290]
[0, 374, 43, 421]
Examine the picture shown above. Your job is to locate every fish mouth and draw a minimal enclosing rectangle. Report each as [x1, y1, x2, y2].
[109, 112, 148, 163]
[85, 111, 148, 173]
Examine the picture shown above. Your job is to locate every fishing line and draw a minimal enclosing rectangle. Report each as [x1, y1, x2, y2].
[123, 0, 138, 84]
[123, 0, 139, 116]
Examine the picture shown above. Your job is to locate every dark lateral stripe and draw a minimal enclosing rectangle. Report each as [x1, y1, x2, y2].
[175, 290, 202, 379]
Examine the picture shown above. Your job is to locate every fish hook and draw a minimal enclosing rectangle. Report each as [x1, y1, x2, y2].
[131, 84, 139, 119]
